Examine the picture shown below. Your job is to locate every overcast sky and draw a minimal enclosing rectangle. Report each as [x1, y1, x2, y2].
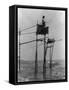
[18, 8, 65, 61]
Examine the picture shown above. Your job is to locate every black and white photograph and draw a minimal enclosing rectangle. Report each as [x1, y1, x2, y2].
[16, 6, 67, 83]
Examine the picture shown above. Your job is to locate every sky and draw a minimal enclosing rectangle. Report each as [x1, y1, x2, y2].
[18, 8, 65, 61]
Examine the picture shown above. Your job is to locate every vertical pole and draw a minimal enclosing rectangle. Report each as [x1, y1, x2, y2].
[43, 35, 46, 80]
[35, 24, 38, 78]
[49, 43, 54, 79]
[19, 31, 21, 72]
[50, 47, 52, 69]
[49, 47, 52, 79]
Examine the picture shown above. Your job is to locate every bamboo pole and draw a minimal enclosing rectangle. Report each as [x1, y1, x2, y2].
[43, 35, 46, 80]
[19, 31, 21, 72]
[49, 43, 54, 79]
[34, 24, 38, 78]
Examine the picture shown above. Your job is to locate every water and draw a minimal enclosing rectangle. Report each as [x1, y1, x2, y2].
[18, 60, 65, 82]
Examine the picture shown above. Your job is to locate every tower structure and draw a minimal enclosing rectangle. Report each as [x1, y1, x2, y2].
[35, 16, 49, 79]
